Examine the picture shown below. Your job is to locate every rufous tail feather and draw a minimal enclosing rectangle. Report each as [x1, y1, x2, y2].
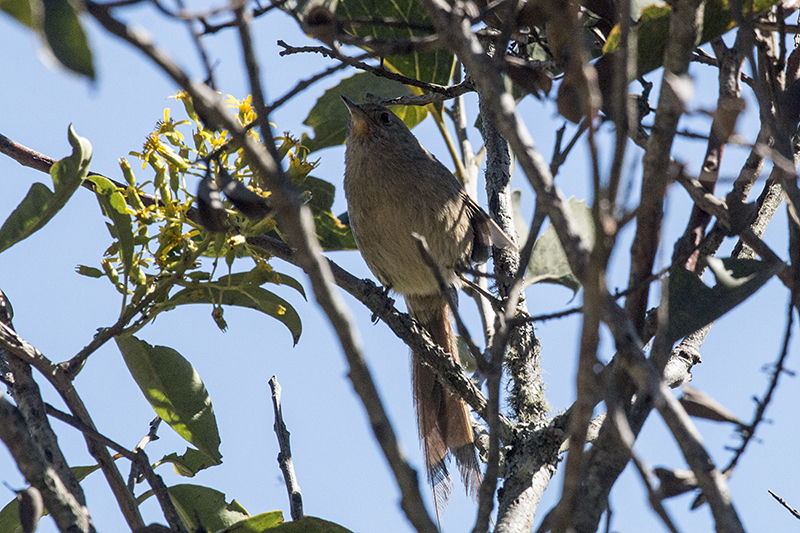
[406, 293, 482, 516]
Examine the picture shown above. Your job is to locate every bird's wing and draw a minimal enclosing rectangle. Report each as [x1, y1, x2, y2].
[461, 191, 518, 259]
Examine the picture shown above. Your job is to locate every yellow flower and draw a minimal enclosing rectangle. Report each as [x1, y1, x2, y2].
[154, 108, 189, 144]
[225, 94, 256, 126]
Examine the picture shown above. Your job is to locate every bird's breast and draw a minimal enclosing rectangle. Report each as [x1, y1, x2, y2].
[344, 154, 473, 296]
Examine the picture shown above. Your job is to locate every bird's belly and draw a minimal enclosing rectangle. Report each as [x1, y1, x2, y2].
[349, 205, 465, 296]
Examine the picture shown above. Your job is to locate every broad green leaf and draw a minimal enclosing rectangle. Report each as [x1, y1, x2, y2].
[115, 335, 223, 463]
[88, 175, 135, 279]
[667, 257, 785, 343]
[163, 282, 302, 345]
[269, 516, 356, 532]
[0, 496, 23, 533]
[304, 175, 335, 212]
[302, 176, 357, 251]
[0, 0, 37, 28]
[137, 484, 249, 532]
[301, 72, 427, 153]
[170, 484, 249, 531]
[603, 0, 779, 78]
[336, 0, 454, 88]
[0, 125, 89, 254]
[219, 511, 284, 532]
[312, 210, 357, 251]
[159, 447, 219, 477]
[42, 0, 95, 79]
[220, 266, 306, 300]
[524, 197, 594, 293]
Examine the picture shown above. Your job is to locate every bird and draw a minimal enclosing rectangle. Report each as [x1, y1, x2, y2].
[341, 95, 513, 511]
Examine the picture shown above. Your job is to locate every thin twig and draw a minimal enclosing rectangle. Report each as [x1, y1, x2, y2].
[723, 300, 795, 474]
[171, 0, 218, 89]
[276, 40, 468, 97]
[269, 376, 304, 521]
[691, 50, 755, 88]
[550, 120, 589, 177]
[127, 417, 162, 491]
[266, 60, 351, 113]
[134, 449, 189, 533]
[43, 403, 136, 460]
[368, 81, 475, 107]
[63, 235, 213, 376]
[768, 490, 800, 520]
[411, 234, 486, 372]
[605, 298, 745, 533]
[199, 1, 287, 35]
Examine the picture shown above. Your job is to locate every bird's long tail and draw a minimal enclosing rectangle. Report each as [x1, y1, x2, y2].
[406, 293, 481, 513]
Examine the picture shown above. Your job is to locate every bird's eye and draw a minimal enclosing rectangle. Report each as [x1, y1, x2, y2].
[379, 112, 392, 125]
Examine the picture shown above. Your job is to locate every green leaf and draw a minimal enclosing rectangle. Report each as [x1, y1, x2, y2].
[115, 335, 223, 463]
[88, 174, 135, 279]
[302, 176, 357, 251]
[667, 257, 785, 343]
[163, 281, 302, 345]
[219, 511, 284, 532]
[0, 0, 37, 28]
[72, 464, 102, 481]
[524, 197, 594, 293]
[603, 0, 779, 78]
[0, 496, 23, 533]
[269, 516, 356, 532]
[300, 72, 427, 153]
[336, 0, 454, 87]
[313, 210, 357, 251]
[138, 484, 249, 532]
[159, 447, 220, 477]
[0, 125, 90, 254]
[220, 266, 306, 300]
[42, 0, 95, 79]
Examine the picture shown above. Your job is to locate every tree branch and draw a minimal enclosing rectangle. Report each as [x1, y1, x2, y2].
[0, 320, 145, 530]
[0, 394, 95, 533]
[269, 376, 304, 521]
[0, 290, 91, 516]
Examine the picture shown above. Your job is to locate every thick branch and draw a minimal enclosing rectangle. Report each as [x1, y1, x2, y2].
[0, 321, 145, 529]
[0, 395, 94, 533]
[0, 290, 90, 515]
[626, 0, 705, 335]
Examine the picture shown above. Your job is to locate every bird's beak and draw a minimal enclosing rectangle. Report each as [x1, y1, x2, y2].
[341, 95, 370, 140]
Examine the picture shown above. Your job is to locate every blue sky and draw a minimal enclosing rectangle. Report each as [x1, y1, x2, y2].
[1, 5, 799, 533]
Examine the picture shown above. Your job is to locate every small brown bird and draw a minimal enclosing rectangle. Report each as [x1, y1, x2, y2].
[341, 96, 512, 510]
